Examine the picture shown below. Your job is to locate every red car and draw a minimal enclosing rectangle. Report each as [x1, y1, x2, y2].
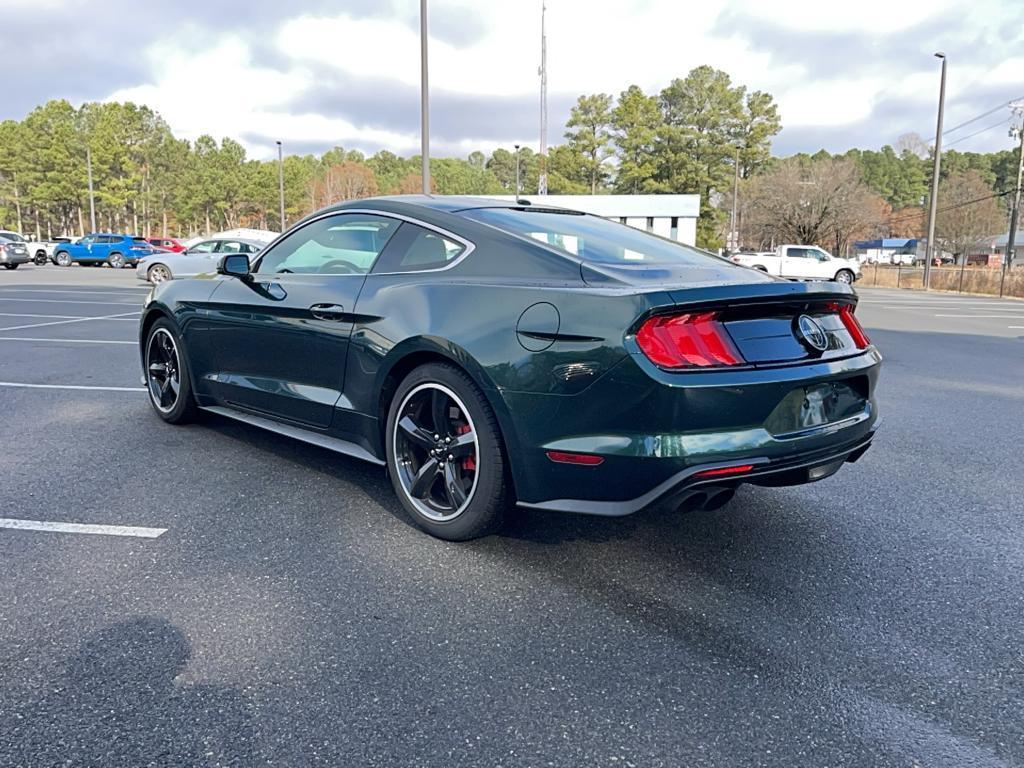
[147, 237, 186, 253]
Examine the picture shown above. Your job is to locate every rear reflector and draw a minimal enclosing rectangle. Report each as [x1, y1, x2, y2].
[692, 464, 755, 479]
[635, 312, 744, 369]
[829, 303, 871, 349]
[546, 451, 604, 466]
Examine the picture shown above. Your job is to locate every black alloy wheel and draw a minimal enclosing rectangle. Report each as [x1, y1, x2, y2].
[145, 320, 196, 423]
[386, 363, 508, 540]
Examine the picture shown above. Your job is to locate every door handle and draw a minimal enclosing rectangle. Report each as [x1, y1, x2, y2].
[310, 303, 346, 320]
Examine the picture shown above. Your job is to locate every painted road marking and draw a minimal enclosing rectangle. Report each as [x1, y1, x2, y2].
[0, 337, 135, 345]
[0, 518, 166, 538]
[0, 381, 145, 392]
[933, 314, 1024, 319]
[0, 311, 140, 332]
[0, 313, 138, 321]
[0, 298, 141, 307]
[0, 288, 149, 296]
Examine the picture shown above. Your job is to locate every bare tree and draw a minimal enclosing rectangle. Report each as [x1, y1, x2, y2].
[312, 161, 378, 206]
[935, 170, 1005, 263]
[741, 157, 888, 253]
[895, 132, 930, 159]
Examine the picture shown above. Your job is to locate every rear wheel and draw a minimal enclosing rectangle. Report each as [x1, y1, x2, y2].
[55, 251, 72, 267]
[3, 263, 17, 270]
[385, 363, 509, 541]
[144, 320, 197, 424]
[148, 263, 171, 283]
[835, 269, 854, 284]
[108, 252, 125, 269]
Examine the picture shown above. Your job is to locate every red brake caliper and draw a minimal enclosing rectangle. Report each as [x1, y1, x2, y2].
[456, 425, 476, 471]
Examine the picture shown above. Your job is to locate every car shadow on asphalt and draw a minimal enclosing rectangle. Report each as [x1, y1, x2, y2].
[3, 616, 256, 767]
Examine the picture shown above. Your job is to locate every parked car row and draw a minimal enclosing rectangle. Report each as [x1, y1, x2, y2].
[0, 231, 267, 280]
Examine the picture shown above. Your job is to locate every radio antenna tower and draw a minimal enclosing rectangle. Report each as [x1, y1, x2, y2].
[537, 1, 548, 195]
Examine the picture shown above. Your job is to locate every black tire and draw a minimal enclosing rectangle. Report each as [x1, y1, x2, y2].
[385, 362, 509, 540]
[834, 269, 854, 284]
[3, 263, 17, 270]
[34, 251, 47, 265]
[144, 319, 197, 424]
[55, 251, 72, 267]
[108, 252, 125, 269]
[753, 265, 768, 272]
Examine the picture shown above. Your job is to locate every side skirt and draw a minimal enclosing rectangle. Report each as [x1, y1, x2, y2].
[200, 405, 385, 466]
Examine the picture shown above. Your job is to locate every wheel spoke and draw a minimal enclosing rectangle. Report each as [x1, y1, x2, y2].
[448, 431, 475, 458]
[430, 389, 449, 436]
[398, 416, 435, 451]
[168, 376, 180, 396]
[409, 458, 440, 499]
[442, 462, 468, 509]
[148, 362, 167, 376]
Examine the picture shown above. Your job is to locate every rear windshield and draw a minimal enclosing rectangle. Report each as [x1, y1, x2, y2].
[462, 208, 719, 266]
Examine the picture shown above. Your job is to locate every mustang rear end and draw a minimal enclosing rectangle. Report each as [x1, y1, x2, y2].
[515, 282, 880, 516]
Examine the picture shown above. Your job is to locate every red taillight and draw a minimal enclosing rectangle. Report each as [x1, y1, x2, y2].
[828, 303, 870, 349]
[692, 464, 755, 479]
[546, 451, 604, 466]
[635, 312, 744, 369]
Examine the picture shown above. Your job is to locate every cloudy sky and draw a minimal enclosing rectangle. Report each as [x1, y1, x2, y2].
[6, 0, 1024, 160]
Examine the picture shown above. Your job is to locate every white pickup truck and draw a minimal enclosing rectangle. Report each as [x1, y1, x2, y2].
[730, 245, 861, 284]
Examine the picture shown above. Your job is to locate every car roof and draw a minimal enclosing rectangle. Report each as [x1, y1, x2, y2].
[326, 195, 585, 216]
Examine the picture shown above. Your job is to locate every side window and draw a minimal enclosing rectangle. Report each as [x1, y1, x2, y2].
[255, 214, 400, 275]
[79, 236, 94, 245]
[787, 248, 809, 259]
[373, 223, 467, 273]
[218, 241, 243, 253]
[190, 241, 217, 253]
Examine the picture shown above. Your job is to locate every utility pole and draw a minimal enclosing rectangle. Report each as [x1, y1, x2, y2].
[537, 0, 548, 195]
[924, 52, 947, 289]
[1002, 102, 1024, 294]
[730, 146, 740, 253]
[276, 141, 286, 231]
[86, 145, 97, 233]
[514, 144, 521, 199]
[420, 0, 431, 195]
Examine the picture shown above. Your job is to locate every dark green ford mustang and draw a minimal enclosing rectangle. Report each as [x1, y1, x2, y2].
[139, 196, 881, 540]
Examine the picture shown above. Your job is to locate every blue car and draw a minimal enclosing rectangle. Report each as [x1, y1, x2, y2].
[53, 233, 155, 269]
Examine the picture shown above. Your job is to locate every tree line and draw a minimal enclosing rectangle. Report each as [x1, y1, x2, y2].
[0, 65, 1018, 256]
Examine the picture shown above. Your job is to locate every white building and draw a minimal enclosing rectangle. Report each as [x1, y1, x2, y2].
[482, 194, 700, 246]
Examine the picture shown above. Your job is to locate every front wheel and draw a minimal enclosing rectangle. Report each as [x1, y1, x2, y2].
[34, 251, 47, 265]
[144, 319, 197, 424]
[753, 265, 768, 272]
[55, 251, 72, 267]
[834, 269, 854, 284]
[108, 252, 126, 269]
[385, 363, 509, 541]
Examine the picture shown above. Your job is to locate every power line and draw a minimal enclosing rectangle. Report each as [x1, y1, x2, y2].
[886, 188, 1015, 225]
[944, 117, 1010, 148]
[942, 96, 1024, 137]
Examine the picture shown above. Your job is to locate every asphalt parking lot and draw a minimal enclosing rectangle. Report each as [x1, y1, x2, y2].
[1, 267, 1022, 767]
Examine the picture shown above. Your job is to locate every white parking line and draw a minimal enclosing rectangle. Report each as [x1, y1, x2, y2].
[0, 337, 135, 345]
[0, 288, 149, 296]
[0, 381, 146, 392]
[0, 298, 141, 306]
[933, 314, 1024, 319]
[0, 518, 166, 538]
[0, 313, 139, 321]
[0, 311, 140, 332]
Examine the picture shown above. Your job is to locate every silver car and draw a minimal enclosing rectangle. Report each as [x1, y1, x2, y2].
[0, 234, 31, 270]
[135, 237, 264, 283]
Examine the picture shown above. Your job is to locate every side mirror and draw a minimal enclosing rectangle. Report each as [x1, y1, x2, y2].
[217, 253, 251, 280]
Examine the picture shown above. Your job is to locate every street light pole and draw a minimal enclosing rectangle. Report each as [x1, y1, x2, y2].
[276, 141, 286, 232]
[86, 145, 96, 233]
[1001, 106, 1024, 294]
[924, 52, 947, 290]
[514, 144, 521, 199]
[420, 0, 430, 195]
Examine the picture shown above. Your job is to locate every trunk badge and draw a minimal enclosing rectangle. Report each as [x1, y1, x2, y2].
[795, 314, 829, 353]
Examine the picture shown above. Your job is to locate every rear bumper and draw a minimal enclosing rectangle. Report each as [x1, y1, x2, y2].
[0, 253, 30, 265]
[518, 422, 878, 516]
